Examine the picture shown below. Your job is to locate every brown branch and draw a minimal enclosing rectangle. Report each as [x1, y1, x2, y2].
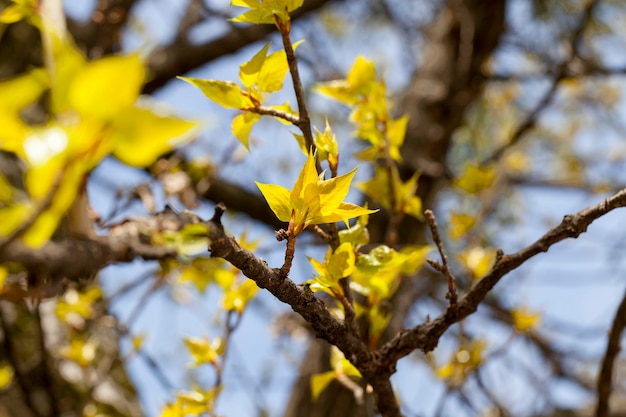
[69, 0, 138, 56]
[0, 201, 405, 415]
[275, 13, 320, 174]
[595, 287, 626, 417]
[424, 209, 458, 305]
[252, 105, 300, 124]
[379, 186, 626, 367]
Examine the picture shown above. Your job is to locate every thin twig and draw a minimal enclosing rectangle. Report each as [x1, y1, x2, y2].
[252, 105, 300, 124]
[277, 219, 296, 278]
[381, 187, 626, 367]
[213, 309, 243, 413]
[425, 209, 458, 305]
[275, 15, 323, 174]
[595, 287, 626, 417]
[482, 0, 600, 166]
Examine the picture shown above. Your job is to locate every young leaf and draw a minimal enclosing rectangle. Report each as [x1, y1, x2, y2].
[111, 106, 197, 167]
[223, 279, 258, 313]
[310, 371, 336, 402]
[254, 183, 292, 223]
[69, 54, 145, 120]
[512, 306, 542, 332]
[460, 246, 496, 280]
[454, 164, 497, 194]
[255, 41, 303, 93]
[178, 77, 243, 109]
[230, 0, 304, 25]
[184, 337, 221, 367]
[232, 112, 261, 149]
[239, 42, 271, 88]
[257, 152, 377, 236]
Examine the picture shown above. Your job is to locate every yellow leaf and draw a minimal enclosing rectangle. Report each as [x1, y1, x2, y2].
[512, 306, 542, 332]
[460, 246, 496, 280]
[230, 0, 303, 24]
[256, 41, 303, 93]
[454, 164, 497, 194]
[258, 152, 377, 235]
[232, 112, 261, 149]
[223, 279, 258, 313]
[48, 34, 87, 114]
[347, 56, 376, 93]
[368, 304, 391, 344]
[23, 157, 87, 247]
[159, 399, 184, 417]
[239, 42, 271, 87]
[178, 257, 236, 293]
[0, 0, 37, 23]
[132, 334, 146, 352]
[178, 77, 243, 109]
[0, 204, 28, 237]
[310, 370, 336, 401]
[331, 346, 360, 377]
[327, 242, 355, 279]
[433, 340, 485, 386]
[315, 80, 358, 105]
[0, 68, 47, 112]
[111, 106, 197, 167]
[69, 54, 145, 119]
[184, 337, 221, 367]
[255, 182, 292, 222]
[503, 150, 530, 173]
[56, 287, 102, 323]
[307, 242, 355, 297]
[0, 267, 7, 290]
[357, 166, 421, 219]
[292, 133, 308, 154]
[61, 339, 97, 366]
[449, 212, 475, 240]
[386, 115, 408, 157]
[314, 120, 339, 170]
[0, 363, 13, 390]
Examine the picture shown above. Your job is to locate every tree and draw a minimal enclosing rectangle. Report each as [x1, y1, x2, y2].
[0, 0, 625, 416]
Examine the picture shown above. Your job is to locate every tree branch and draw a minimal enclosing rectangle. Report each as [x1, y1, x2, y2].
[595, 287, 626, 417]
[379, 186, 626, 366]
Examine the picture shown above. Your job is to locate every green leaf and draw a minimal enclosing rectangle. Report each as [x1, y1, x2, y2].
[178, 77, 243, 109]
